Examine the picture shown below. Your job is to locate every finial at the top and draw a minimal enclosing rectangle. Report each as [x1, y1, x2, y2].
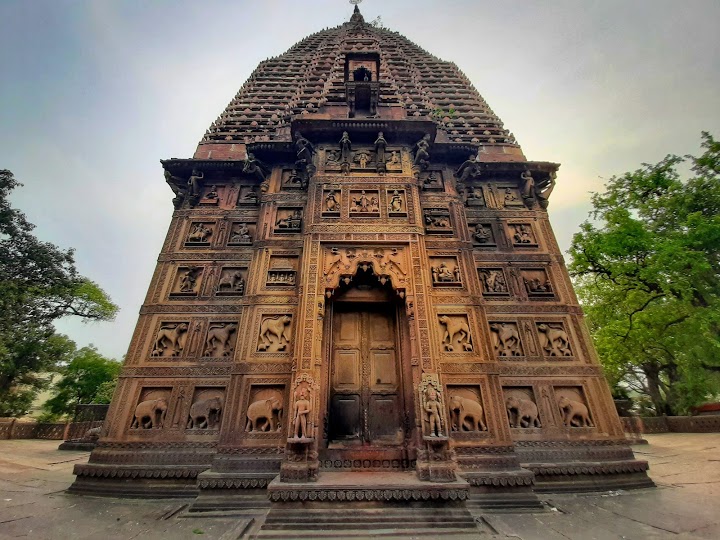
[349, 0, 365, 24]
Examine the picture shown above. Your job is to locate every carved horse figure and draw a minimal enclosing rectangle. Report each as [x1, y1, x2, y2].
[257, 315, 292, 351]
[438, 315, 473, 351]
[537, 323, 572, 356]
[204, 323, 238, 357]
[151, 323, 189, 356]
[490, 323, 521, 356]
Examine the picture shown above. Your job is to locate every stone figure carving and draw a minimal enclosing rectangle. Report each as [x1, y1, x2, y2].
[424, 385, 444, 437]
[187, 169, 204, 202]
[242, 186, 259, 204]
[512, 224, 534, 244]
[217, 270, 245, 294]
[388, 190, 403, 213]
[388, 151, 400, 168]
[325, 149, 340, 166]
[520, 170, 534, 202]
[455, 153, 482, 184]
[164, 170, 188, 209]
[246, 397, 284, 432]
[257, 315, 292, 351]
[538, 324, 571, 356]
[204, 323, 238, 357]
[438, 315, 473, 352]
[413, 134, 431, 170]
[242, 152, 267, 182]
[205, 185, 219, 200]
[187, 223, 212, 243]
[473, 223, 492, 244]
[480, 269, 507, 294]
[229, 223, 251, 243]
[354, 151, 370, 169]
[423, 171, 441, 190]
[504, 188, 520, 206]
[506, 396, 541, 428]
[374, 131, 387, 171]
[151, 323, 189, 357]
[466, 185, 485, 206]
[524, 275, 552, 294]
[339, 131, 352, 164]
[432, 262, 460, 284]
[187, 397, 223, 429]
[292, 387, 312, 439]
[449, 395, 487, 432]
[275, 209, 302, 229]
[131, 398, 168, 429]
[490, 323, 522, 356]
[324, 190, 339, 212]
[558, 396, 594, 427]
[351, 190, 377, 213]
[292, 131, 315, 188]
[424, 213, 451, 228]
[178, 266, 202, 293]
[536, 171, 556, 209]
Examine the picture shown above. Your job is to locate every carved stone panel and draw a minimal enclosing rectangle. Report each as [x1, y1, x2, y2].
[215, 267, 247, 296]
[387, 189, 407, 217]
[257, 315, 293, 353]
[322, 246, 409, 296]
[236, 184, 260, 205]
[555, 386, 594, 428]
[198, 184, 222, 206]
[420, 170, 444, 191]
[274, 208, 303, 232]
[430, 257, 462, 287]
[489, 322, 523, 357]
[500, 186, 524, 208]
[446, 385, 488, 433]
[227, 222, 254, 245]
[509, 223, 537, 246]
[537, 322, 573, 357]
[245, 385, 286, 435]
[322, 189, 341, 216]
[424, 208, 453, 234]
[349, 190, 380, 216]
[267, 255, 298, 288]
[521, 268, 554, 298]
[477, 267, 509, 297]
[130, 388, 171, 430]
[186, 387, 225, 431]
[185, 222, 214, 246]
[170, 266, 203, 297]
[281, 169, 306, 190]
[438, 314, 474, 352]
[469, 222, 496, 247]
[464, 184, 486, 207]
[202, 322, 238, 358]
[150, 322, 190, 357]
[503, 387, 541, 429]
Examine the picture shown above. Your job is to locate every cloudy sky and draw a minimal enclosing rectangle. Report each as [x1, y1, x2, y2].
[1, 0, 718, 359]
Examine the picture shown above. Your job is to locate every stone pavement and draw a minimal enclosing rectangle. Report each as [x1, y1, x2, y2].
[0, 433, 718, 539]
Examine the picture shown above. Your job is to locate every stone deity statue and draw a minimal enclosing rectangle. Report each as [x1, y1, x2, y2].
[339, 131, 352, 163]
[425, 386, 443, 437]
[374, 131, 387, 171]
[292, 387, 312, 439]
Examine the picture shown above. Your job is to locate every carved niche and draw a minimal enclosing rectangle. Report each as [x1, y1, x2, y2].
[387, 189, 407, 216]
[203, 322, 238, 357]
[501, 186, 524, 208]
[290, 373, 314, 440]
[256, 315, 293, 353]
[170, 266, 203, 297]
[424, 208, 453, 234]
[245, 385, 285, 434]
[419, 375, 447, 438]
[322, 246, 409, 297]
[227, 222, 254, 245]
[349, 190, 380, 216]
[236, 184, 260, 205]
[489, 322, 523, 357]
[281, 169, 306, 190]
[185, 222, 214, 246]
[464, 184, 486, 207]
[509, 223, 537, 246]
[430, 257, 462, 287]
[274, 208, 303, 232]
[447, 386, 488, 433]
[521, 268, 554, 297]
[267, 255, 298, 288]
[150, 322, 190, 357]
[503, 387, 542, 429]
[469, 222, 496, 246]
[386, 150, 402, 172]
[421, 170, 444, 191]
[537, 322, 573, 357]
[215, 267, 247, 296]
[199, 184, 221, 206]
[477, 268, 509, 297]
[187, 387, 224, 430]
[322, 188, 341, 216]
[130, 388, 171, 430]
[555, 387, 594, 428]
[438, 314, 474, 352]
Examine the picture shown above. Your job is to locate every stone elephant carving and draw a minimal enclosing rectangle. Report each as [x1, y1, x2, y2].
[257, 315, 292, 351]
[438, 315, 473, 351]
[151, 323, 189, 357]
[505, 396, 541, 428]
[246, 397, 284, 432]
[449, 395, 487, 432]
[130, 398, 168, 429]
[558, 396, 594, 427]
[187, 397, 223, 429]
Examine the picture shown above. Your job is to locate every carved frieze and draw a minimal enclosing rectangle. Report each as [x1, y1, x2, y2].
[185, 222, 214, 246]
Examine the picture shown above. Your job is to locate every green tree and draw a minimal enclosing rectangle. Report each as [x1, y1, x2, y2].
[0, 170, 118, 416]
[569, 133, 720, 416]
[43, 346, 121, 417]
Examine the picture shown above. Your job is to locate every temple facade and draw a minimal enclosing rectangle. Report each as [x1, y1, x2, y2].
[71, 6, 651, 507]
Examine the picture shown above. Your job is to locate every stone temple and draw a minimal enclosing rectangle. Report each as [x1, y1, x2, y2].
[71, 5, 652, 520]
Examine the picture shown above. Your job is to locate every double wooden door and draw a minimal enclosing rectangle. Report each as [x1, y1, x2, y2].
[328, 303, 404, 446]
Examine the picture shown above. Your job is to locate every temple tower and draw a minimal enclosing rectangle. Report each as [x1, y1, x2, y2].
[71, 6, 652, 505]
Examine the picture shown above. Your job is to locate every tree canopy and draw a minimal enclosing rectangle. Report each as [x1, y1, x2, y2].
[569, 133, 720, 415]
[0, 169, 118, 416]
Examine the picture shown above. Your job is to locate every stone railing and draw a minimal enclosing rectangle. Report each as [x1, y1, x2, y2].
[0, 418, 68, 440]
[621, 415, 720, 435]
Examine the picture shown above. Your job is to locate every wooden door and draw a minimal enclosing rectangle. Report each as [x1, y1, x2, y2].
[329, 303, 403, 445]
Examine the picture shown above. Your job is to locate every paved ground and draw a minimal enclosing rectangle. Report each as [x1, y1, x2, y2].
[0, 433, 718, 539]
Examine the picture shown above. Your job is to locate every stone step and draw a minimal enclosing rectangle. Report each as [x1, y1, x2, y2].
[254, 528, 488, 539]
